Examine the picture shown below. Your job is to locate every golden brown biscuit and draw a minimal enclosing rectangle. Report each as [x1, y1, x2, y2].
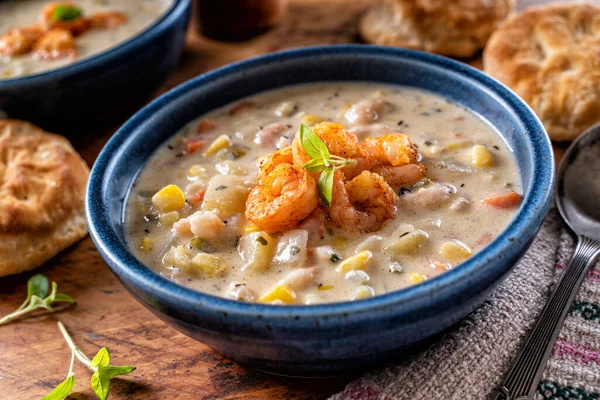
[484, 3, 600, 141]
[0, 120, 89, 277]
[360, 0, 515, 58]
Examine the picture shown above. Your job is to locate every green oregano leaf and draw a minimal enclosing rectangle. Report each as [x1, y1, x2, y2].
[28, 274, 50, 300]
[52, 5, 83, 21]
[91, 347, 111, 369]
[300, 124, 329, 159]
[102, 365, 136, 379]
[91, 370, 110, 400]
[41, 375, 75, 400]
[317, 169, 335, 207]
[302, 158, 327, 173]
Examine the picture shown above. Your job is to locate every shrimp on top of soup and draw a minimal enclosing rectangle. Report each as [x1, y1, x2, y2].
[126, 82, 522, 305]
[0, 0, 172, 79]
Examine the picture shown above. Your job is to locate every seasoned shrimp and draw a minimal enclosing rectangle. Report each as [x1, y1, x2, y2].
[246, 163, 318, 233]
[0, 26, 42, 57]
[257, 146, 293, 179]
[33, 28, 76, 60]
[88, 11, 128, 29]
[329, 170, 398, 232]
[292, 122, 371, 179]
[362, 133, 426, 187]
[40, 3, 90, 35]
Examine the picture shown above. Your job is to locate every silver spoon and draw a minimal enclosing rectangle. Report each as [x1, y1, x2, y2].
[493, 124, 600, 400]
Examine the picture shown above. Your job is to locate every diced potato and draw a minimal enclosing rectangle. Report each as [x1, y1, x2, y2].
[274, 101, 297, 117]
[409, 273, 428, 284]
[238, 231, 276, 272]
[187, 164, 208, 179]
[352, 285, 375, 300]
[224, 282, 255, 302]
[204, 134, 231, 156]
[439, 240, 472, 264]
[345, 270, 370, 284]
[258, 285, 296, 304]
[140, 237, 153, 252]
[159, 211, 180, 227]
[273, 230, 308, 268]
[163, 245, 192, 270]
[313, 245, 336, 263]
[191, 253, 225, 276]
[337, 250, 373, 273]
[301, 114, 325, 126]
[278, 268, 315, 290]
[355, 235, 383, 253]
[215, 160, 247, 176]
[384, 229, 429, 257]
[471, 145, 493, 168]
[202, 175, 249, 218]
[152, 184, 186, 212]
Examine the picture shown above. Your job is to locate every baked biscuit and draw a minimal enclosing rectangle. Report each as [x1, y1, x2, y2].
[0, 120, 89, 277]
[360, 0, 515, 58]
[484, 3, 600, 141]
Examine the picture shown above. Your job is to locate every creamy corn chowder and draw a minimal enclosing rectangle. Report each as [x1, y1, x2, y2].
[126, 82, 522, 305]
[0, 0, 172, 79]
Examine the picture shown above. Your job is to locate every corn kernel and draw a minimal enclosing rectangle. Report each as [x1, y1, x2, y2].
[439, 240, 472, 264]
[337, 250, 373, 273]
[409, 273, 428, 284]
[204, 134, 231, 156]
[258, 285, 296, 304]
[333, 236, 348, 251]
[352, 285, 375, 300]
[140, 237, 153, 252]
[187, 164, 207, 179]
[244, 224, 261, 233]
[384, 229, 429, 257]
[444, 141, 473, 150]
[471, 144, 494, 168]
[191, 253, 225, 276]
[152, 184, 186, 212]
[301, 114, 325, 126]
[318, 284, 334, 291]
[159, 211, 180, 227]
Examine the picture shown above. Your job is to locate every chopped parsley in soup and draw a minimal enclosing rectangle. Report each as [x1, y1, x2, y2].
[126, 83, 522, 305]
[0, 0, 172, 79]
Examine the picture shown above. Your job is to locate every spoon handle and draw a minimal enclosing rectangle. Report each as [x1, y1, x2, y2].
[493, 235, 600, 400]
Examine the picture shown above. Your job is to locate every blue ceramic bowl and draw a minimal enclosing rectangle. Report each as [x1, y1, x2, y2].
[86, 45, 554, 376]
[0, 0, 190, 133]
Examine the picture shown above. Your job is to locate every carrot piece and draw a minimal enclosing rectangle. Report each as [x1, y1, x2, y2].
[196, 119, 216, 134]
[430, 261, 451, 272]
[188, 188, 206, 206]
[185, 138, 207, 154]
[229, 101, 254, 115]
[481, 191, 522, 209]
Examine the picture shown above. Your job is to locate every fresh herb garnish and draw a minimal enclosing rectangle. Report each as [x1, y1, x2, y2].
[52, 5, 83, 21]
[0, 274, 74, 326]
[298, 124, 356, 206]
[42, 322, 136, 400]
[399, 187, 412, 196]
[330, 253, 342, 263]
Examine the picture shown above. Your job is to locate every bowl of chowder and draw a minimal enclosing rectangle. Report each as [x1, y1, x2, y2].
[0, 0, 190, 132]
[86, 45, 554, 376]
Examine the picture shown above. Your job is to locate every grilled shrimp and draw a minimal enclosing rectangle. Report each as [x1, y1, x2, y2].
[33, 28, 76, 60]
[40, 3, 90, 35]
[88, 11, 128, 29]
[362, 133, 426, 187]
[257, 146, 293, 180]
[246, 163, 318, 233]
[292, 122, 372, 179]
[0, 26, 42, 57]
[329, 170, 398, 233]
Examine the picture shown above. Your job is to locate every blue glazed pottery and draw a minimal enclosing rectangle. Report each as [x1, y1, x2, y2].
[86, 45, 554, 376]
[0, 0, 191, 133]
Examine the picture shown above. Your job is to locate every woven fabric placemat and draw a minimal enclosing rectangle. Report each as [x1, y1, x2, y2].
[330, 208, 600, 400]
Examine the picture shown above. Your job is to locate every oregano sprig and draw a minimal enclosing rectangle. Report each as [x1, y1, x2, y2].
[41, 322, 136, 400]
[0, 274, 74, 326]
[299, 124, 356, 206]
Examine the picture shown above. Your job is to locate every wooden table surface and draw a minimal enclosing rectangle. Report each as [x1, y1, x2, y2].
[0, 1, 565, 399]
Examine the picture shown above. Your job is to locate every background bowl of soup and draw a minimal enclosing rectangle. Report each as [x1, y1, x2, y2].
[0, 0, 190, 133]
[86, 45, 554, 376]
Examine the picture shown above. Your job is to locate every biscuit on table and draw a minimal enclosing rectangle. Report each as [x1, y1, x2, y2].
[484, 3, 600, 141]
[0, 120, 89, 277]
[360, 0, 515, 58]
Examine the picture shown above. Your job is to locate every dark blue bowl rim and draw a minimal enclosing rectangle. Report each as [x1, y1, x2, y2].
[86, 44, 554, 318]
[0, 0, 190, 86]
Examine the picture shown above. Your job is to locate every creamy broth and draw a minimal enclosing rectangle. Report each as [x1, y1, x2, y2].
[0, 0, 172, 79]
[126, 82, 522, 304]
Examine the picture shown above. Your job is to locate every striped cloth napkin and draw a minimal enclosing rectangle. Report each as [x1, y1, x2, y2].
[330, 207, 600, 400]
